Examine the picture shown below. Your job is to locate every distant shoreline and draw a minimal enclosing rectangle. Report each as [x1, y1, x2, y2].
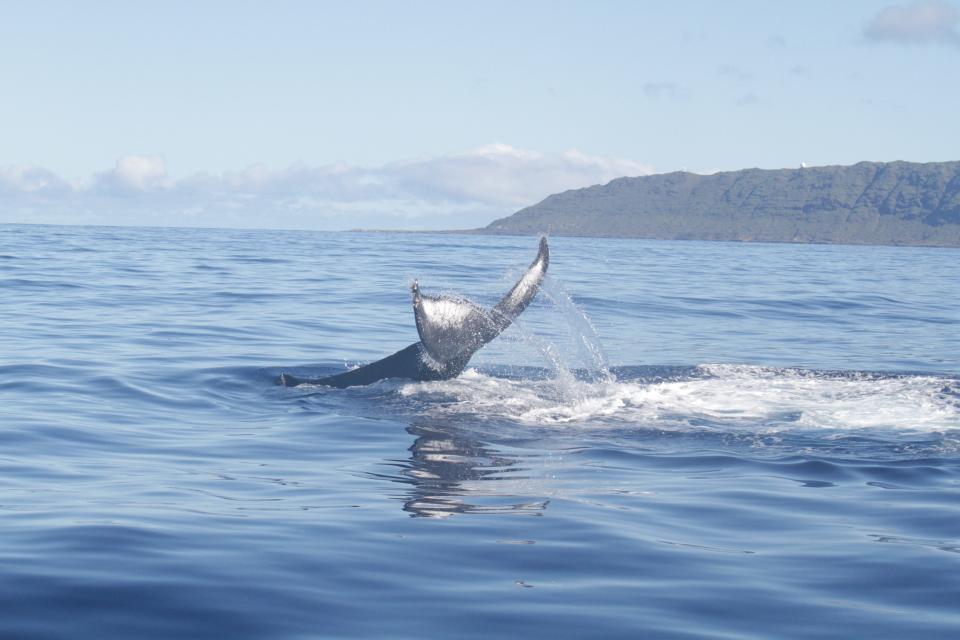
[343, 227, 960, 249]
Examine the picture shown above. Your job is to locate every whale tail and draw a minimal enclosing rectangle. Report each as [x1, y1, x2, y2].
[280, 237, 549, 388]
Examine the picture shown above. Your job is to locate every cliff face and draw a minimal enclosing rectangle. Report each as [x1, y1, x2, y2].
[482, 161, 960, 246]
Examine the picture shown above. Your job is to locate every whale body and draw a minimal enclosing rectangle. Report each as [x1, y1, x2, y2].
[280, 237, 548, 388]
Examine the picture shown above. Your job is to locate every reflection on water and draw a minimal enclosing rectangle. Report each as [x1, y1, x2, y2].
[391, 424, 549, 518]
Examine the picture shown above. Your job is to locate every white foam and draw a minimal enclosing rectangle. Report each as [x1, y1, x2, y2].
[399, 365, 960, 433]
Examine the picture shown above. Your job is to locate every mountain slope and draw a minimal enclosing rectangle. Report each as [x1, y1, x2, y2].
[481, 161, 960, 246]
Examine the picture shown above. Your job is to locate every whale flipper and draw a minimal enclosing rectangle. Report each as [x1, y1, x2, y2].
[280, 237, 548, 388]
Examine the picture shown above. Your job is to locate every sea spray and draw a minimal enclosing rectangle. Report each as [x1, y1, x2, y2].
[454, 274, 619, 411]
[538, 275, 614, 384]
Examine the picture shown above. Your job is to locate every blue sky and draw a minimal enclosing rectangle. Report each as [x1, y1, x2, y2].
[1, 0, 958, 229]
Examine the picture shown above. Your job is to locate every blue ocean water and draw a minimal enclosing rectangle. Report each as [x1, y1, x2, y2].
[1, 223, 958, 639]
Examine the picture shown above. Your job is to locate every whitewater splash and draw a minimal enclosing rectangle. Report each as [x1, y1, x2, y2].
[389, 276, 959, 434]
[400, 365, 960, 433]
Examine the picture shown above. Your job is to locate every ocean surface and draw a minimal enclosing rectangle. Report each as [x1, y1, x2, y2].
[1, 223, 958, 639]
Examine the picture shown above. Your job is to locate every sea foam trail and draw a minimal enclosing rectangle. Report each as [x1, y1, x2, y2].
[400, 365, 960, 432]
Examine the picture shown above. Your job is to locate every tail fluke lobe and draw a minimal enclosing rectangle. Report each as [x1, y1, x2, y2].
[491, 235, 549, 331]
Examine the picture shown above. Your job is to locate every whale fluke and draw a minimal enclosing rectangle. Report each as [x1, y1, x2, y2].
[280, 237, 549, 388]
[413, 236, 549, 367]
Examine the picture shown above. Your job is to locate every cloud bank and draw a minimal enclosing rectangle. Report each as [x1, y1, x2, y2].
[864, 1, 960, 46]
[0, 145, 652, 230]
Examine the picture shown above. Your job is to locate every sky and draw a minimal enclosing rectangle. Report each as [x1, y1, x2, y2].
[1, 0, 958, 230]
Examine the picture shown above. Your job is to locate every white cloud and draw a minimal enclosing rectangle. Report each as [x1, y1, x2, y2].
[642, 82, 681, 99]
[717, 64, 752, 81]
[92, 155, 168, 192]
[0, 165, 70, 194]
[864, 1, 960, 45]
[0, 145, 654, 230]
[387, 144, 652, 207]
